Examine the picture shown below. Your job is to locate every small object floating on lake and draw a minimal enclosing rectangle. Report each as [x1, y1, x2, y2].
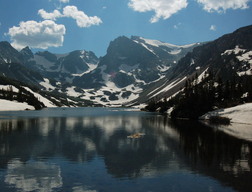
[127, 133, 145, 139]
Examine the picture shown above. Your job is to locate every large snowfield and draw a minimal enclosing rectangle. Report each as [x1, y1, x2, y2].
[201, 103, 252, 141]
[0, 99, 35, 111]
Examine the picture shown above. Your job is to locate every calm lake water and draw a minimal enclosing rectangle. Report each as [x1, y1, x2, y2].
[0, 107, 251, 192]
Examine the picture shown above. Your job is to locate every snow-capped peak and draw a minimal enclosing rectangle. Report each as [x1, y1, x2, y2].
[135, 36, 197, 49]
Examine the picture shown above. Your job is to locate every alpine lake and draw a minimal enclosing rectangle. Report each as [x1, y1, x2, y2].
[0, 107, 251, 192]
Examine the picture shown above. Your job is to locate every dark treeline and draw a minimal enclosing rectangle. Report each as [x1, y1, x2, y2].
[0, 75, 96, 108]
[0, 76, 45, 110]
[0, 86, 45, 110]
[145, 71, 252, 119]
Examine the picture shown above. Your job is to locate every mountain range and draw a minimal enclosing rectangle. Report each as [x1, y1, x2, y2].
[0, 25, 252, 109]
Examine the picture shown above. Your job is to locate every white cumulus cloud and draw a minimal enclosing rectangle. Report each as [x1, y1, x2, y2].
[210, 25, 217, 31]
[128, 0, 188, 23]
[38, 9, 62, 21]
[196, 0, 250, 12]
[7, 20, 66, 49]
[174, 22, 182, 29]
[63, 6, 102, 27]
[59, 0, 70, 3]
[39, 6, 102, 28]
[49, 0, 69, 3]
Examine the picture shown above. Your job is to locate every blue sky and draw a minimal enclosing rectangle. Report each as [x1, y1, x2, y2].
[0, 0, 251, 56]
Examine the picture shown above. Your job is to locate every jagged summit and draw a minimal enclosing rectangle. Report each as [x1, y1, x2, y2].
[0, 25, 252, 107]
[20, 46, 34, 60]
[0, 41, 23, 64]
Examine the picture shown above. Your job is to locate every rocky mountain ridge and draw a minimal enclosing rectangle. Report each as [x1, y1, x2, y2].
[133, 25, 252, 106]
[72, 35, 199, 106]
[0, 25, 251, 108]
[0, 35, 198, 107]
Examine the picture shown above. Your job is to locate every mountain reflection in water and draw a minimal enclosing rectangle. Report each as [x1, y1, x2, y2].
[0, 108, 251, 192]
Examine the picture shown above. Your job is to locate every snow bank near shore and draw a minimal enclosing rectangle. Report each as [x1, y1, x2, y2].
[0, 99, 35, 111]
[200, 103, 252, 141]
[201, 103, 252, 124]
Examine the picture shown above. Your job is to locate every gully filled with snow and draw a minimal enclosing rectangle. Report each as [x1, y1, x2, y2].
[0, 107, 252, 192]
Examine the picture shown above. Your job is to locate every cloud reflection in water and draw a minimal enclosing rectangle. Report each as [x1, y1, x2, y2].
[5, 160, 62, 192]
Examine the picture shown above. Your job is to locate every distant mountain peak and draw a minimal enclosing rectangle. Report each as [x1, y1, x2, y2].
[20, 46, 34, 60]
[2, 25, 251, 107]
[0, 41, 23, 64]
[0, 41, 12, 46]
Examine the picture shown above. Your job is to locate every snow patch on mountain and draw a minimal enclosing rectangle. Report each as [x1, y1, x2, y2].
[222, 45, 246, 55]
[0, 85, 19, 92]
[23, 87, 56, 107]
[72, 63, 98, 77]
[79, 50, 86, 59]
[198, 68, 209, 83]
[66, 86, 82, 97]
[169, 49, 182, 55]
[3, 58, 11, 63]
[133, 41, 157, 56]
[157, 65, 170, 72]
[237, 51, 252, 64]
[150, 77, 187, 98]
[190, 59, 195, 66]
[237, 69, 252, 76]
[222, 45, 252, 76]
[40, 78, 56, 91]
[222, 46, 252, 64]
[67, 77, 142, 106]
[139, 37, 197, 49]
